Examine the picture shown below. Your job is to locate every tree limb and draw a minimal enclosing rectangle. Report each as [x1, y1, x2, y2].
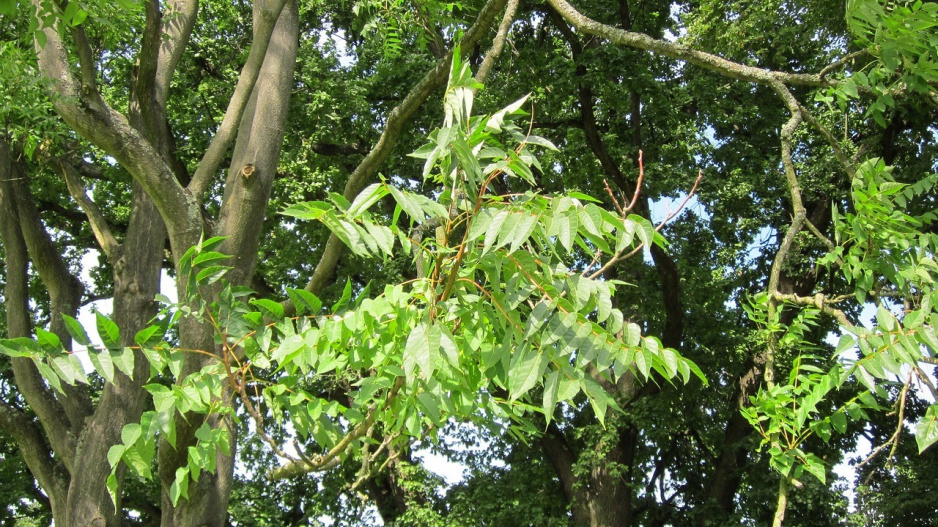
[0, 140, 79, 474]
[475, 0, 520, 85]
[34, 14, 197, 250]
[545, 0, 828, 88]
[59, 159, 120, 260]
[155, 0, 199, 107]
[0, 402, 69, 521]
[188, 0, 290, 200]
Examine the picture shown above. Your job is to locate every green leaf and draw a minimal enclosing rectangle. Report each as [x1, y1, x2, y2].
[287, 288, 323, 315]
[508, 345, 548, 401]
[33, 359, 62, 393]
[62, 314, 91, 346]
[831, 410, 848, 434]
[523, 134, 558, 151]
[403, 320, 440, 381]
[71, 8, 88, 26]
[387, 184, 425, 222]
[121, 423, 142, 446]
[170, 467, 190, 506]
[0, 0, 16, 16]
[582, 378, 610, 426]
[89, 349, 115, 383]
[113, 347, 136, 379]
[272, 334, 305, 365]
[135, 324, 166, 348]
[146, 384, 176, 414]
[50, 354, 87, 385]
[802, 453, 827, 484]
[35, 328, 61, 352]
[192, 251, 230, 268]
[281, 201, 331, 220]
[195, 265, 231, 285]
[250, 298, 284, 320]
[916, 406, 938, 453]
[96, 311, 121, 349]
[107, 472, 119, 510]
[346, 182, 388, 217]
[542, 369, 560, 420]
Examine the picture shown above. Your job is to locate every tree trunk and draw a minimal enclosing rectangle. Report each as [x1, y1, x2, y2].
[159, 2, 298, 525]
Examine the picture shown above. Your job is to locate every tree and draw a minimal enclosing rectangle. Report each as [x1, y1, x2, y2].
[1, 0, 937, 526]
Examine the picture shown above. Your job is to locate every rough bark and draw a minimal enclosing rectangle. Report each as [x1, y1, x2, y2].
[0, 138, 71, 523]
[158, 2, 298, 525]
[0, 141, 85, 478]
[539, 425, 591, 526]
[33, 13, 201, 256]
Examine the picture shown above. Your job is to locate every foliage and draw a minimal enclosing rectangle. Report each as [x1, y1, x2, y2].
[1, 50, 703, 511]
[2, 0, 938, 525]
[843, 0, 938, 126]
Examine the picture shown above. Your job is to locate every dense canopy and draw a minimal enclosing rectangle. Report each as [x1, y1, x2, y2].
[0, 0, 937, 526]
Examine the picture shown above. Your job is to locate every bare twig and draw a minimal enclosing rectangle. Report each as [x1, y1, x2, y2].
[623, 150, 644, 213]
[588, 169, 703, 279]
[858, 370, 913, 481]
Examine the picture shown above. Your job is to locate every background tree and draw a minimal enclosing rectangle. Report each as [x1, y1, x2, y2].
[1, 0, 937, 526]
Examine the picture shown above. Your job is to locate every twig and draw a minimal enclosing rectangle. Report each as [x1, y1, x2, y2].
[588, 169, 703, 279]
[858, 370, 913, 481]
[623, 150, 644, 213]
[819, 50, 870, 81]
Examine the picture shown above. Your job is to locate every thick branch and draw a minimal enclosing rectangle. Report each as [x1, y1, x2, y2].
[0, 402, 69, 521]
[539, 424, 591, 525]
[155, 0, 199, 107]
[35, 18, 198, 250]
[60, 1, 98, 94]
[0, 139, 79, 474]
[5, 146, 93, 437]
[188, 0, 290, 199]
[475, 0, 520, 85]
[545, 0, 828, 88]
[770, 292, 853, 327]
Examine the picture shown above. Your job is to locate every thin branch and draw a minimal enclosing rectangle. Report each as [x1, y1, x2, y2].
[269, 377, 405, 479]
[819, 49, 870, 81]
[804, 218, 837, 253]
[914, 366, 938, 400]
[796, 102, 856, 179]
[858, 370, 913, 479]
[588, 170, 702, 279]
[59, 160, 120, 260]
[623, 150, 644, 213]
